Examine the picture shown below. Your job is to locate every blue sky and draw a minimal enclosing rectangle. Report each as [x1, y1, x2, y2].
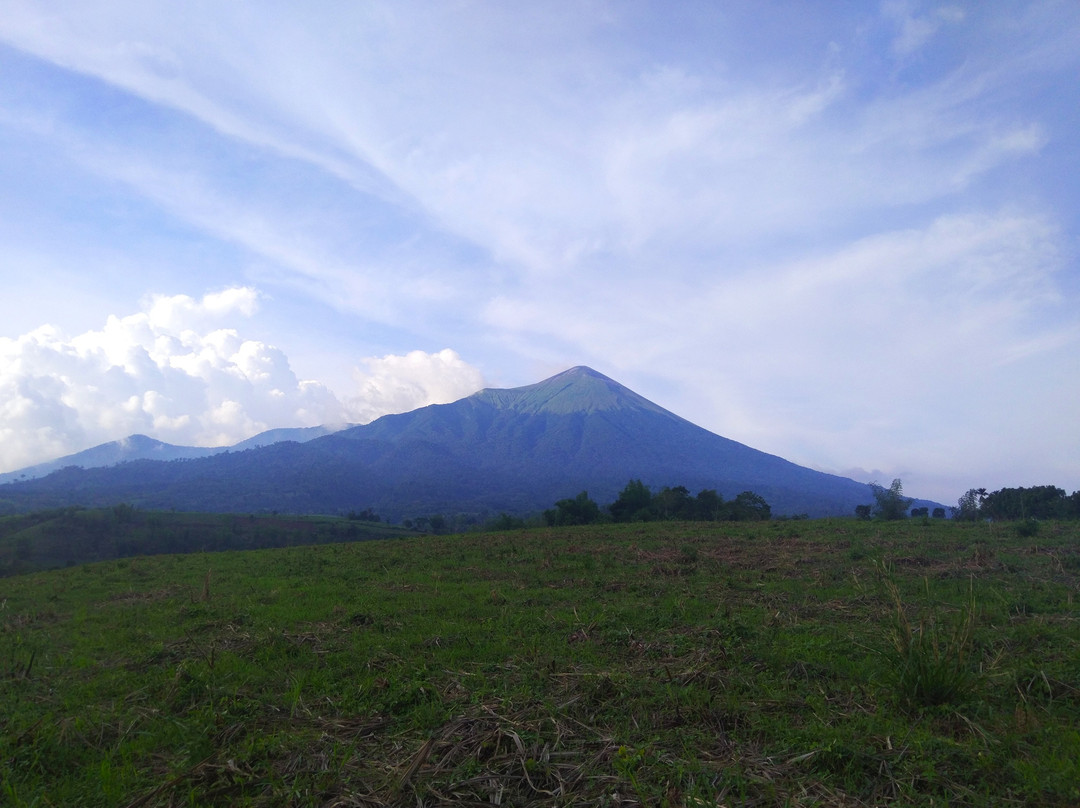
[1, 1, 1078, 504]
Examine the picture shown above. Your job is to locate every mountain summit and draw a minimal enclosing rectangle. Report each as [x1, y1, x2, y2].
[0, 367, 888, 519]
[473, 366, 669, 416]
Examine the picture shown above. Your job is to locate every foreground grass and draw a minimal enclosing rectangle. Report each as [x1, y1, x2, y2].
[1, 518, 1078, 806]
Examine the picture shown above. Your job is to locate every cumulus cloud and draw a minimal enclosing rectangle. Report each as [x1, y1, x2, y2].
[0, 289, 484, 472]
[345, 350, 486, 424]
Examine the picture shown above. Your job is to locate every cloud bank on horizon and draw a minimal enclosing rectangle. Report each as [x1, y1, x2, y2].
[0, 287, 483, 472]
[0, 1, 1077, 503]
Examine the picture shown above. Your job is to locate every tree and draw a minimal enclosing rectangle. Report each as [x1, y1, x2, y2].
[1069, 491, 1080, 519]
[854, 504, 872, 520]
[952, 489, 982, 521]
[870, 479, 912, 520]
[693, 489, 725, 521]
[609, 479, 653, 522]
[593, 484, 770, 525]
[112, 503, 136, 524]
[653, 485, 693, 520]
[544, 491, 601, 526]
[981, 485, 1067, 521]
[731, 491, 771, 521]
[488, 513, 525, 531]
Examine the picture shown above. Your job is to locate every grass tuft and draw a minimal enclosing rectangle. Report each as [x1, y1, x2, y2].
[883, 575, 979, 708]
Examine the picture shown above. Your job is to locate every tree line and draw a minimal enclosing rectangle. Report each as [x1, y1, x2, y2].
[854, 479, 1080, 522]
[953, 485, 1080, 521]
[543, 480, 772, 527]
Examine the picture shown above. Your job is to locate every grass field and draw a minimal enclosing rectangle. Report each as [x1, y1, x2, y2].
[1, 517, 1078, 806]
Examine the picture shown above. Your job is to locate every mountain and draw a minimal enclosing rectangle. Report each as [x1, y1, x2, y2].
[229, 425, 344, 451]
[0, 435, 221, 485]
[0, 426, 346, 485]
[0, 367, 909, 518]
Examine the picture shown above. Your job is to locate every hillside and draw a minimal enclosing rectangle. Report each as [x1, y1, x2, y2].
[2, 519, 1078, 806]
[0, 367, 914, 519]
[0, 507, 409, 577]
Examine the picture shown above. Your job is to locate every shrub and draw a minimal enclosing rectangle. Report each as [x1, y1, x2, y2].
[1016, 518, 1040, 538]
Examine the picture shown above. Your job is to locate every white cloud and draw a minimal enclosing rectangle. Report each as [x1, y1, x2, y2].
[0, 289, 484, 472]
[345, 349, 486, 424]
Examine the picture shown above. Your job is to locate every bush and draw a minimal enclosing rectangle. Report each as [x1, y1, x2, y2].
[1016, 518, 1040, 538]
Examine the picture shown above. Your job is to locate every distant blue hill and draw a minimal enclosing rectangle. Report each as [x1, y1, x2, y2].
[0, 367, 936, 519]
[0, 435, 220, 485]
[0, 426, 343, 485]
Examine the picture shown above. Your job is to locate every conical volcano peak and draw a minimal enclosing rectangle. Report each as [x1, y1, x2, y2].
[0, 363, 895, 518]
[472, 366, 672, 416]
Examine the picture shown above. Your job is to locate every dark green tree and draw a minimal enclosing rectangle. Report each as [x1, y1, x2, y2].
[981, 485, 1068, 520]
[731, 491, 771, 521]
[488, 513, 526, 531]
[112, 503, 136, 524]
[545, 491, 601, 526]
[1069, 491, 1080, 518]
[653, 485, 693, 520]
[693, 489, 726, 521]
[609, 479, 653, 522]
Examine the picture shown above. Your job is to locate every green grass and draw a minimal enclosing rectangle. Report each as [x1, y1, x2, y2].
[1, 518, 1078, 806]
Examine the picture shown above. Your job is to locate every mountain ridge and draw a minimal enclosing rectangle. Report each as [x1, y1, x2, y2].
[0, 366, 932, 519]
[0, 425, 347, 485]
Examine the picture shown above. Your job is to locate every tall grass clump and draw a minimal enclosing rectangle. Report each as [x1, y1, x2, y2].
[882, 575, 979, 708]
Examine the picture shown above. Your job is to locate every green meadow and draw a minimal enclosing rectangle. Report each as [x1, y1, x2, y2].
[2, 518, 1078, 806]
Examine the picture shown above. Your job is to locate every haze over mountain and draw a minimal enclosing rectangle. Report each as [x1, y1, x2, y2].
[0, 367, 926, 519]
